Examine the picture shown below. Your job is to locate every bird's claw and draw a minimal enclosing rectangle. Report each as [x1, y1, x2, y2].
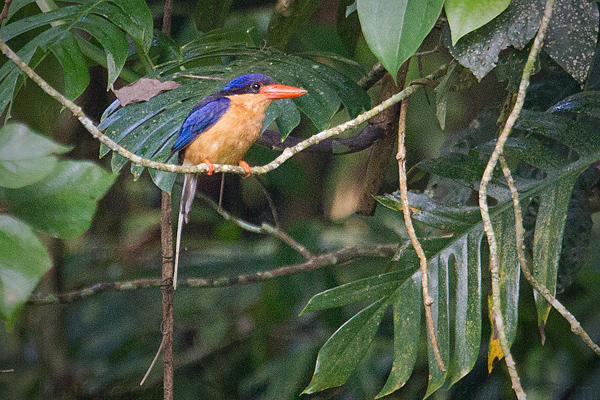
[239, 160, 251, 178]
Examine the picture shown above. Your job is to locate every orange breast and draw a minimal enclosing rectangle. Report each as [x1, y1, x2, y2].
[183, 94, 272, 166]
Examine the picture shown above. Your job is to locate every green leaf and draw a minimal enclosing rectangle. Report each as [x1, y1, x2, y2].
[73, 14, 129, 87]
[0, 0, 154, 114]
[0, 215, 52, 330]
[356, 0, 443, 80]
[99, 45, 366, 190]
[302, 298, 388, 394]
[424, 256, 449, 398]
[0, 26, 67, 119]
[0, 161, 116, 238]
[444, 0, 543, 80]
[266, 0, 324, 50]
[448, 232, 482, 385]
[337, 0, 362, 55]
[50, 31, 90, 100]
[435, 61, 458, 130]
[193, 0, 234, 33]
[306, 96, 600, 396]
[0, 123, 71, 189]
[543, 0, 598, 84]
[376, 276, 421, 398]
[531, 176, 577, 327]
[301, 270, 414, 314]
[445, 0, 511, 45]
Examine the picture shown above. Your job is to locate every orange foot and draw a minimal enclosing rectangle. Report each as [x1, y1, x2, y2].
[201, 158, 215, 175]
[239, 160, 251, 178]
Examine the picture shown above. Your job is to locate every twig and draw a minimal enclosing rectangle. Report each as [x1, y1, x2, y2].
[256, 124, 383, 155]
[0, 35, 446, 177]
[140, 336, 165, 386]
[199, 194, 313, 259]
[478, 1, 556, 398]
[499, 156, 600, 356]
[0, 0, 12, 25]
[358, 62, 387, 90]
[396, 98, 445, 371]
[27, 244, 398, 305]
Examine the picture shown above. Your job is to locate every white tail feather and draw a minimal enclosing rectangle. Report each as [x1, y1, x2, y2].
[174, 173, 198, 289]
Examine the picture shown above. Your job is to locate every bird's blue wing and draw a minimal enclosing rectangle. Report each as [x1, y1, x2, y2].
[171, 97, 230, 153]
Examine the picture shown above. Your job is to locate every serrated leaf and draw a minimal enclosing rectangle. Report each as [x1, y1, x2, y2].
[302, 298, 388, 394]
[424, 257, 449, 398]
[445, 0, 511, 45]
[307, 97, 600, 396]
[0, 215, 52, 330]
[448, 231, 482, 385]
[0, 161, 116, 238]
[487, 212, 520, 370]
[376, 276, 421, 398]
[532, 175, 577, 328]
[99, 46, 366, 190]
[0, 123, 71, 189]
[0, 0, 154, 114]
[301, 270, 414, 314]
[356, 0, 443, 80]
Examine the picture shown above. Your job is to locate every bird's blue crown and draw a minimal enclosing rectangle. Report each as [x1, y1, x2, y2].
[222, 73, 274, 91]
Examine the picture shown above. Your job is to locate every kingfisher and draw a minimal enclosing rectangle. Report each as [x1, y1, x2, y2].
[171, 73, 307, 288]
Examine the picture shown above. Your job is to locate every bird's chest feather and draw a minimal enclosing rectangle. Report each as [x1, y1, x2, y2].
[184, 94, 271, 165]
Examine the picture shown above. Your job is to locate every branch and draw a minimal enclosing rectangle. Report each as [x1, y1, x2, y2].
[478, 1, 556, 398]
[396, 97, 445, 371]
[27, 244, 398, 305]
[0, 0, 12, 25]
[0, 36, 446, 177]
[198, 194, 313, 259]
[499, 156, 600, 357]
[256, 123, 383, 155]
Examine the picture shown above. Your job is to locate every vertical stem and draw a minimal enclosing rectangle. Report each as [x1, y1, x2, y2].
[356, 64, 409, 215]
[161, 5, 174, 398]
[161, 191, 174, 399]
[396, 99, 445, 371]
[478, 1, 555, 398]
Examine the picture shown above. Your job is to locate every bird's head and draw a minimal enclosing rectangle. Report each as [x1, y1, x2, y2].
[221, 73, 307, 99]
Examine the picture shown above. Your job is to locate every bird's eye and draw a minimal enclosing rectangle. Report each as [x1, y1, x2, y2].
[251, 82, 261, 91]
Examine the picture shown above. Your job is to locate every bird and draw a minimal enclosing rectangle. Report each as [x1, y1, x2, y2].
[171, 73, 307, 289]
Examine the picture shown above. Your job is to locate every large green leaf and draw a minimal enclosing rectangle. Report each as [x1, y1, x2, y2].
[0, 160, 116, 238]
[98, 42, 369, 192]
[0, 0, 153, 117]
[0, 215, 52, 330]
[50, 31, 90, 101]
[542, 0, 598, 84]
[302, 91, 600, 396]
[445, 0, 598, 84]
[444, 0, 543, 80]
[356, 0, 443, 80]
[445, 0, 511, 45]
[302, 298, 389, 394]
[0, 123, 71, 189]
[375, 276, 421, 398]
[266, 0, 324, 50]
